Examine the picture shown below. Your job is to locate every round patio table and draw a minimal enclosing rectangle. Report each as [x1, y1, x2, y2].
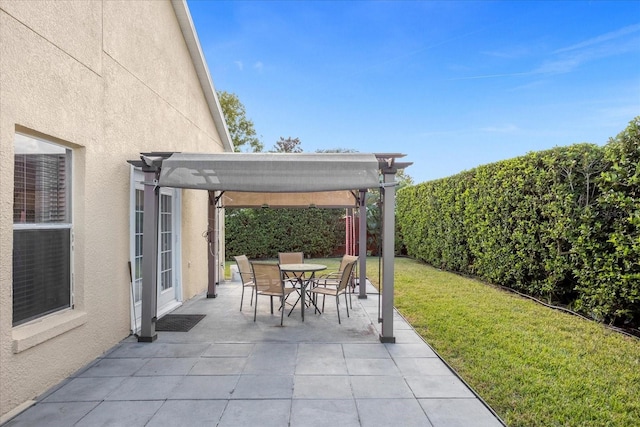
[279, 263, 326, 321]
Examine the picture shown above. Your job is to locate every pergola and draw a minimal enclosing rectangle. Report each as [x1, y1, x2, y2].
[130, 152, 411, 344]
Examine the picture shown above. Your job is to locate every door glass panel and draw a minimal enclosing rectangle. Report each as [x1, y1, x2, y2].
[160, 193, 173, 291]
[133, 189, 143, 302]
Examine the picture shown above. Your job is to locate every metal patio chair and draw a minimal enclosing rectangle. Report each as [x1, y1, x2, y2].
[251, 262, 296, 326]
[312, 254, 358, 308]
[234, 255, 255, 311]
[308, 257, 357, 324]
[278, 252, 305, 285]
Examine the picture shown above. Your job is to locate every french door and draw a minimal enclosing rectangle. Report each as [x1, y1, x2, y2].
[130, 169, 182, 333]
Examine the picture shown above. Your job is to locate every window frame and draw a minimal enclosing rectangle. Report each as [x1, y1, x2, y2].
[12, 133, 73, 327]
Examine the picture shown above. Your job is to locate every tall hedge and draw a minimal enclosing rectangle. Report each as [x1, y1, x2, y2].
[573, 117, 640, 324]
[397, 117, 639, 327]
[225, 208, 346, 259]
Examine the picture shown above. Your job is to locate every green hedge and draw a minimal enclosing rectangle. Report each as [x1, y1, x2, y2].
[397, 117, 639, 328]
[225, 208, 346, 259]
[572, 118, 640, 324]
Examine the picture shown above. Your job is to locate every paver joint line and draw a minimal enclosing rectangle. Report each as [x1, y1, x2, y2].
[2, 281, 503, 427]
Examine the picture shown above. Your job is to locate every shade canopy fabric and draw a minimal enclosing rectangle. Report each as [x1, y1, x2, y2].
[220, 190, 358, 208]
[158, 152, 381, 193]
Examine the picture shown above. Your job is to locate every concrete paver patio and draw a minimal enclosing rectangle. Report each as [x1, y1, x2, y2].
[2, 279, 505, 426]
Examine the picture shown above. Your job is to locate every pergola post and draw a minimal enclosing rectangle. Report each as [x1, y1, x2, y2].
[379, 171, 396, 343]
[207, 191, 218, 298]
[358, 189, 367, 299]
[139, 168, 160, 342]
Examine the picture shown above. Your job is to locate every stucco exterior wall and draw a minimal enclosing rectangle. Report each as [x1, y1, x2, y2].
[0, 0, 225, 417]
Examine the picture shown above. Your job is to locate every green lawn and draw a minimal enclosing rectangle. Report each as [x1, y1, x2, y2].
[227, 256, 639, 425]
[357, 256, 639, 426]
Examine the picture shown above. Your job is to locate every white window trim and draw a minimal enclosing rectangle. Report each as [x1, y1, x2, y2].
[12, 133, 74, 327]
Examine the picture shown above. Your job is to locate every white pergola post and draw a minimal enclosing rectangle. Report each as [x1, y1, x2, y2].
[358, 189, 367, 299]
[139, 168, 160, 342]
[379, 171, 396, 343]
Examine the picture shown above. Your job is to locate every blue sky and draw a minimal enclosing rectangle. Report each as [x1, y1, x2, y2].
[187, 0, 640, 184]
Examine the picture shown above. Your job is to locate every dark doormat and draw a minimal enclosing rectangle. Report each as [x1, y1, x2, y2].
[155, 314, 205, 332]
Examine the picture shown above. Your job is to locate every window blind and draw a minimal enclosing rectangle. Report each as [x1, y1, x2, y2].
[13, 136, 72, 326]
[14, 153, 68, 223]
[13, 229, 71, 325]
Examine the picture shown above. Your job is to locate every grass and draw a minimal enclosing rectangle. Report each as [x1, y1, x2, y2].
[356, 256, 639, 426]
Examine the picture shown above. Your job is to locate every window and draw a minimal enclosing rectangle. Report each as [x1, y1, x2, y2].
[13, 133, 72, 326]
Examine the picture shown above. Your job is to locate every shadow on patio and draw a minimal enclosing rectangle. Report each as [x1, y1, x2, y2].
[3, 279, 504, 427]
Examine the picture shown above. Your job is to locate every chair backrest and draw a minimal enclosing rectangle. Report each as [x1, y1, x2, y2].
[251, 263, 283, 293]
[339, 254, 358, 272]
[337, 258, 358, 292]
[234, 255, 253, 285]
[278, 252, 304, 265]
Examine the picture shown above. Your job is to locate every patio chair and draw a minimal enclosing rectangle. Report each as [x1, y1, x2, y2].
[308, 258, 357, 324]
[251, 262, 296, 326]
[278, 252, 305, 286]
[312, 254, 358, 308]
[278, 252, 304, 264]
[234, 255, 255, 311]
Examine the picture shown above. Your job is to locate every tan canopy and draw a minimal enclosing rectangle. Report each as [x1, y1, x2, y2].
[220, 190, 358, 208]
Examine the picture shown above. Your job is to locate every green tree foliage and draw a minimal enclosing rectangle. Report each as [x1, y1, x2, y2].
[397, 117, 639, 327]
[367, 168, 414, 255]
[225, 208, 346, 259]
[217, 91, 263, 152]
[315, 148, 358, 153]
[271, 136, 302, 153]
[395, 168, 414, 188]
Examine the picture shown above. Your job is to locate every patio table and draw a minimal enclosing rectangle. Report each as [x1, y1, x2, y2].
[279, 263, 326, 321]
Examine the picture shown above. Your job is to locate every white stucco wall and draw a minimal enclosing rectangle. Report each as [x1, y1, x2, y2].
[0, 0, 226, 416]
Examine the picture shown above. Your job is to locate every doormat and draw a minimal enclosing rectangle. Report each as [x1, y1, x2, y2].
[155, 314, 205, 332]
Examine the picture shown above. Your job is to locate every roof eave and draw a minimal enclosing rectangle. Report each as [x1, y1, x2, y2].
[171, 0, 234, 153]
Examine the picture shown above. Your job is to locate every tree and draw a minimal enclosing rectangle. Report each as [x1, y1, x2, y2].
[271, 136, 303, 153]
[366, 168, 413, 255]
[395, 168, 414, 189]
[217, 91, 263, 152]
[315, 147, 414, 255]
[315, 148, 358, 153]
